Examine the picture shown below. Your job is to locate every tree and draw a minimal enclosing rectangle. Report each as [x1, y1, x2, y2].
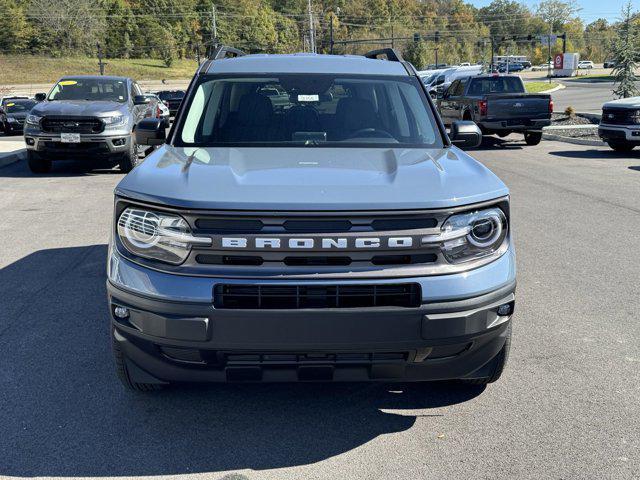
[537, 0, 581, 33]
[611, 1, 639, 98]
[0, 0, 31, 52]
[403, 39, 430, 70]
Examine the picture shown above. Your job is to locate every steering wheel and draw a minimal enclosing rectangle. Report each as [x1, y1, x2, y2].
[347, 128, 394, 139]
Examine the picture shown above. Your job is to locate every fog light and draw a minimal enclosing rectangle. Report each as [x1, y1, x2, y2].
[113, 306, 130, 319]
[497, 303, 512, 316]
[25, 137, 35, 146]
[112, 138, 126, 146]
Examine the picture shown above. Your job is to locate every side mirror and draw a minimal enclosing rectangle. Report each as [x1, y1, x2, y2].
[34, 93, 46, 102]
[450, 120, 482, 149]
[133, 95, 150, 106]
[134, 118, 166, 146]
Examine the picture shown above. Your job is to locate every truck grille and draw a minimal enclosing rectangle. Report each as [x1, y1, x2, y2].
[601, 108, 637, 126]
[213, 283, 421, 309]
[41, 116, 104, 134]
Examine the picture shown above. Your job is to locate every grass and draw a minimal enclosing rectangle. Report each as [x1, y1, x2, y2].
[525, 81, 559, 93]
[0, 55, 198, 85]
[567, 74, 616, 82]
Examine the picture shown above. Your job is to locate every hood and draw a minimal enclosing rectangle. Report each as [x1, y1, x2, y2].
[603, 97, 640, 109]
[116, 146, 509, 211]
[32, 100, 126, 117]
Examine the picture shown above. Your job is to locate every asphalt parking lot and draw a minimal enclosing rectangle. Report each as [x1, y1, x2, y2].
[1, 138, 638, 479]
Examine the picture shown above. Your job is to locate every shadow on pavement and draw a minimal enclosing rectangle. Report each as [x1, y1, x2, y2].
[467, 136, 524, 151]
[549, 149, 636, 159]
[1, 245, 484, 477]
[0, 156, 124, 178]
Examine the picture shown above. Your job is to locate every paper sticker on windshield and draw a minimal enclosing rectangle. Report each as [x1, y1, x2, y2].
[59, 80, 78, 86]
[298, 94, 319, 102]
[6, 103, 15, 107]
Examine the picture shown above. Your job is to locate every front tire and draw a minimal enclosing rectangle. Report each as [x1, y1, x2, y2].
[524, 131, 542, 145]
[27, 150, 52, 173]
[461, 323, 512, 385]
[607, 140, 634, 152]
[118, 137, 140, 173]
[112, 332, 163, 392]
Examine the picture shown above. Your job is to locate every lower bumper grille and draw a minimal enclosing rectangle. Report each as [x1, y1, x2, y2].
[214, 283, 421, 309]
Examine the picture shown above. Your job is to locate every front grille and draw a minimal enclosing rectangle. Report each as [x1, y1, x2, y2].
[602, 108, 637, 126]
[41, 116, 104, 134]
[214, 283, 421, 309]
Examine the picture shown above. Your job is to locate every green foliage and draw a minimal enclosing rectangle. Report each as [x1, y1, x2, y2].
[403, 40, 430, 70]
[611, 2, 639, 98]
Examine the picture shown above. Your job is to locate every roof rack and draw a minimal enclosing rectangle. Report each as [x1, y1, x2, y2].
[363, 48, 404, 62]
[211, 45, 246, 60]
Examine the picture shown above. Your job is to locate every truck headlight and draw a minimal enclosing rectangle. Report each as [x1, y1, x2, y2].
[117, 208, 211, 264]
[426, 207, 508, 264]
[26, 114, 42, 125]
[104, 115, 125, 126]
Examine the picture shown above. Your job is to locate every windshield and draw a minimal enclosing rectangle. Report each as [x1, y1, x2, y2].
[158, 91, 185, 101]
[177, 74, 441, 148]
[467, 77, 525, 94]
[5, 100, 36, 113]
[47, 78, 127, 102]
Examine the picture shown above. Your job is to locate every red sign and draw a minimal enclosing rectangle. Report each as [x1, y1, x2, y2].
[554, 53, 564, 70]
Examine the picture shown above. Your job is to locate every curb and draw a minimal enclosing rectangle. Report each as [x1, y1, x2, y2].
[0, 148, 26, 168]
[540, 83, 566, 94]
[542, 133, 605, 146]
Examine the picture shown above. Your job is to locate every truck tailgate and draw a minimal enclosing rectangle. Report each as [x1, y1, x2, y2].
[486, 94, 550, 120]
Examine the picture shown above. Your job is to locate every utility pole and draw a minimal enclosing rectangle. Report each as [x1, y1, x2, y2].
[490, 36, 495, 71]
[97, 42, 105, 75]
[211, 4, 218, 55]
[434, 48, 439, 68]
[547, 33, 552, 83]
[196, 43, 201, 65]
[307, 0, 316, 53]
[329, 16, 334, 54]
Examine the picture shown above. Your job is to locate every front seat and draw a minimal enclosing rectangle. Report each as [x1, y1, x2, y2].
[334, 97, 378, 139]
[228, 93, 275, 142]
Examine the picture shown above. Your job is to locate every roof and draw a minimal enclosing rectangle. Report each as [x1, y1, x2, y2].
[59, 75, 130, 81]
[206, 53, 409, 76]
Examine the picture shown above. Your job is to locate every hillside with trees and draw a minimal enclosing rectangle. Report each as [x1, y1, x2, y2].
[0, 0, 627, 72]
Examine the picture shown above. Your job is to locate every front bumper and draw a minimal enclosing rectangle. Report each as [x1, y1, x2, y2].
[23, 129, 132, 157]
[598, 125, 640, 143]
[107, 247, 516, 383]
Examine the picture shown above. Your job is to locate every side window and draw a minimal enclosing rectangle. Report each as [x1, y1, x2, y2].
[448, 80, 459, 96]
[455, 80, 467, 96]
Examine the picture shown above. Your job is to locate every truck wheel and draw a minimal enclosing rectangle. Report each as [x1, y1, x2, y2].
[27, 151, 52, 173]
[461, 323, 511, 385]
[112, 332, 163, 392]
[119, 137, 140, 173]
[524, 131, 542, 145]
[607, 141, 634, 152]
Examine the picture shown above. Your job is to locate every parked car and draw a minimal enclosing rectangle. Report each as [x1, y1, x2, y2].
[603, 59, 617, 69]
[497, 63, 524, 73]
[107, 46, 515, 391]
[423, 65, 484, 97]
[598, 97, 640, 152]
[0, 98, 37, 135]
[578, 60, 594, 69]
[143, 93, 170, 126]
[520, 61, 532, 69]
[156, 90, 185, 116]
[24, 75, 151, 173]
[1, 95, 30, 109]
[531, 63, 553, 72]
[437, 74, 552, 145]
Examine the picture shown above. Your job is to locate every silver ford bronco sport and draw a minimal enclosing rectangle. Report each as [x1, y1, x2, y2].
[107, 47, 516, 391]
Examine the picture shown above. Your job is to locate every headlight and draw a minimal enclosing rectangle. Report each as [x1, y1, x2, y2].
[423, 207, 508, 264]
[26, 114, 42, 125]
[103, 115, 125, 126]
[6, 116, 18, 123]
[631, 110, 640, 124]
[117, 207, 211, 264]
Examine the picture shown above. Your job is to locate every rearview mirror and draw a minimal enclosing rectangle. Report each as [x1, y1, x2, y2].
[34, 93, 46, 102]
[450, 120, 482, 149]
[133, 95, 150, 106]
[134, 118, 166, 146]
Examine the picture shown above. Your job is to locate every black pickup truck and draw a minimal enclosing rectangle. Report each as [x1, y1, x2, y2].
[437, 74, 552, 145]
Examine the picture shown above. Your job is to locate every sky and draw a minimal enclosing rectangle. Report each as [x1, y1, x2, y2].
[467, 0, 640, 24]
